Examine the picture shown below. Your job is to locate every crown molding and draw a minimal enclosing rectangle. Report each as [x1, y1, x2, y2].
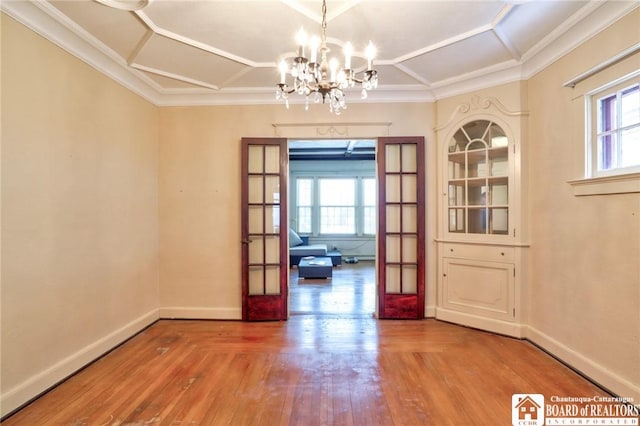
[2, 0, 637, 107]
[430, 61, 525, 100]
[151, 85, 435, 107]
[522, 1, 640, 80]
[95, 0, 151, 11]
[1, 0, 163, 105]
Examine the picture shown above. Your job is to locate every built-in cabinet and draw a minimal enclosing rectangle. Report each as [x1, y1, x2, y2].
[441, 243, 515, 321]
[436, 95, 528, 338]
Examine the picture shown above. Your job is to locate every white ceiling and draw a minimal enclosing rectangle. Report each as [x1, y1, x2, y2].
[3, 1, 638, 106]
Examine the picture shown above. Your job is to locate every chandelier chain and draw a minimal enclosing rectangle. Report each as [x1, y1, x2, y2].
[321, 0, 327, 44]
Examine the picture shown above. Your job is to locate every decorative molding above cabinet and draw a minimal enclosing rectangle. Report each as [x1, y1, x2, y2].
[435, 94, 529, 338]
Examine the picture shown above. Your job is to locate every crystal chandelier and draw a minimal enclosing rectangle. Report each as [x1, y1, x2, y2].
[275, 0, 379, 115]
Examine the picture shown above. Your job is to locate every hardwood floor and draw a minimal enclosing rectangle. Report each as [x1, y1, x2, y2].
[289, 261, 375, 317]
[4, 264, 628, 425]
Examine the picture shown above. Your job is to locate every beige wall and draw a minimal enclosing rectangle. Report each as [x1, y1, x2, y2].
[158, 103, 437, 319]
[527, 9, 640, 399]
[1, 15, 159, 415]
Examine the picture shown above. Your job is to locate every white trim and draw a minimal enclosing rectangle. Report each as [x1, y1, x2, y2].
[434, 94, 528, 133]
[3, 0, 636, 107]
[130, 63, 220, 90]
[290, 172, 376, 239]
[0, 0, 162, 105]
[434, 238, 530, 248]
[391, 23, 493, 64]
[159, 307, 242, 320]
[581, 72, 640, 186]
[95, 0, 151, 11]
[526, 325, 640, 401]
[523, 1, 640, 80]
[520, 1, 603, 72]
[0, 309, 159, 418]
[134, 12, 258, 68]
[273, 121, 392, 139]
[568, 172, 640, 196]
[435, 307, 525, 338]
[425, 305, 436, 318]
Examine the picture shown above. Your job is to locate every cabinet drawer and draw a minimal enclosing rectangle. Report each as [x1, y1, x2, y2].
[442, 243, 514, 262]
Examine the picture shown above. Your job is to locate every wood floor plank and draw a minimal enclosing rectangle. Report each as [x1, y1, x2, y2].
[168, 352, 236, 425]
[325, 353, 355, 426]
[3, 263, 634, 425]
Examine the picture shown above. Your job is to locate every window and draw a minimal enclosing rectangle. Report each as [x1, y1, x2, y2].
[296, 178, 313, 234]
[319, 179, 355, 234]
[294, 176, 376, 236]
[590, 79, 640, 176]
[362, 178, 377, 235]
[570, 70, 640, 196]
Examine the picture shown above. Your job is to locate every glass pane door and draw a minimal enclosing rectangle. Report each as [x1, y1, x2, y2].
[446, 120, 509, 236]
[242, 138, 288, 321]
[377, 137, 425, 319]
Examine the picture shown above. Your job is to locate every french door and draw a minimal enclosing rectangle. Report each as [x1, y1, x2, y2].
[241, 138, 288, 321]
[377, 137, 426, 319]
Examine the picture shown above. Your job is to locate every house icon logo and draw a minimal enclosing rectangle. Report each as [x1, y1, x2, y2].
[512, 394, 544, 426]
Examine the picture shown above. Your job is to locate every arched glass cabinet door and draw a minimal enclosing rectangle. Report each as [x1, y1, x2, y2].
[447, 120, 509, 235]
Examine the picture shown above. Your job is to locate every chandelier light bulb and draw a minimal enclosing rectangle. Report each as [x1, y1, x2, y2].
[344, 42, 353, 70]
[278, 60, 288, 84]
[365, 41, 376, 70]
[296, 27, 307, 57]
[309, 36, 320, 63]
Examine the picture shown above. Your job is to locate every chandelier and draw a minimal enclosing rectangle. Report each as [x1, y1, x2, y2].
[275, 0, 379, 115]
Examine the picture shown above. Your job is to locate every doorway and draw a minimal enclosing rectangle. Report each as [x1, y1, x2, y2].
[288, 139, 377, 317]
[241, 136, 425, 321]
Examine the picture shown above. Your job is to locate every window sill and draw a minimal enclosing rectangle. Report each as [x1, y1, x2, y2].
[568, 172, 640, 196]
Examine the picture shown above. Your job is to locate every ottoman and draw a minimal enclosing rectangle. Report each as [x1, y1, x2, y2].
[298, 257, 333, 279]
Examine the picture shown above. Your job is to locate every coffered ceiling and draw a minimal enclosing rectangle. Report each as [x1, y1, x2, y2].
[3, 1, 638, 106]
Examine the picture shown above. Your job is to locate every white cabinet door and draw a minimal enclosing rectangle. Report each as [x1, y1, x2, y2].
[442, 258, 515, 321]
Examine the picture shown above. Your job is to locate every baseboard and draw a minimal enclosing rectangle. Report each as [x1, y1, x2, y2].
[525, 325, 640, 401]
[0, 309, 159, 418]
[435, 307, 526, 338]
[425, 304, 437, 318]
[159, 306, 242, 320]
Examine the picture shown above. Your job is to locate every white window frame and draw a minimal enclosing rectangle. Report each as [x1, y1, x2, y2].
[570, 70, 640, 196]
[586, 74, 640, 178]
[318, 178, 357, 235]
[295, 178, 313, 234]
[293, 175, 376, 236]
[361, 177, 377, 236]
